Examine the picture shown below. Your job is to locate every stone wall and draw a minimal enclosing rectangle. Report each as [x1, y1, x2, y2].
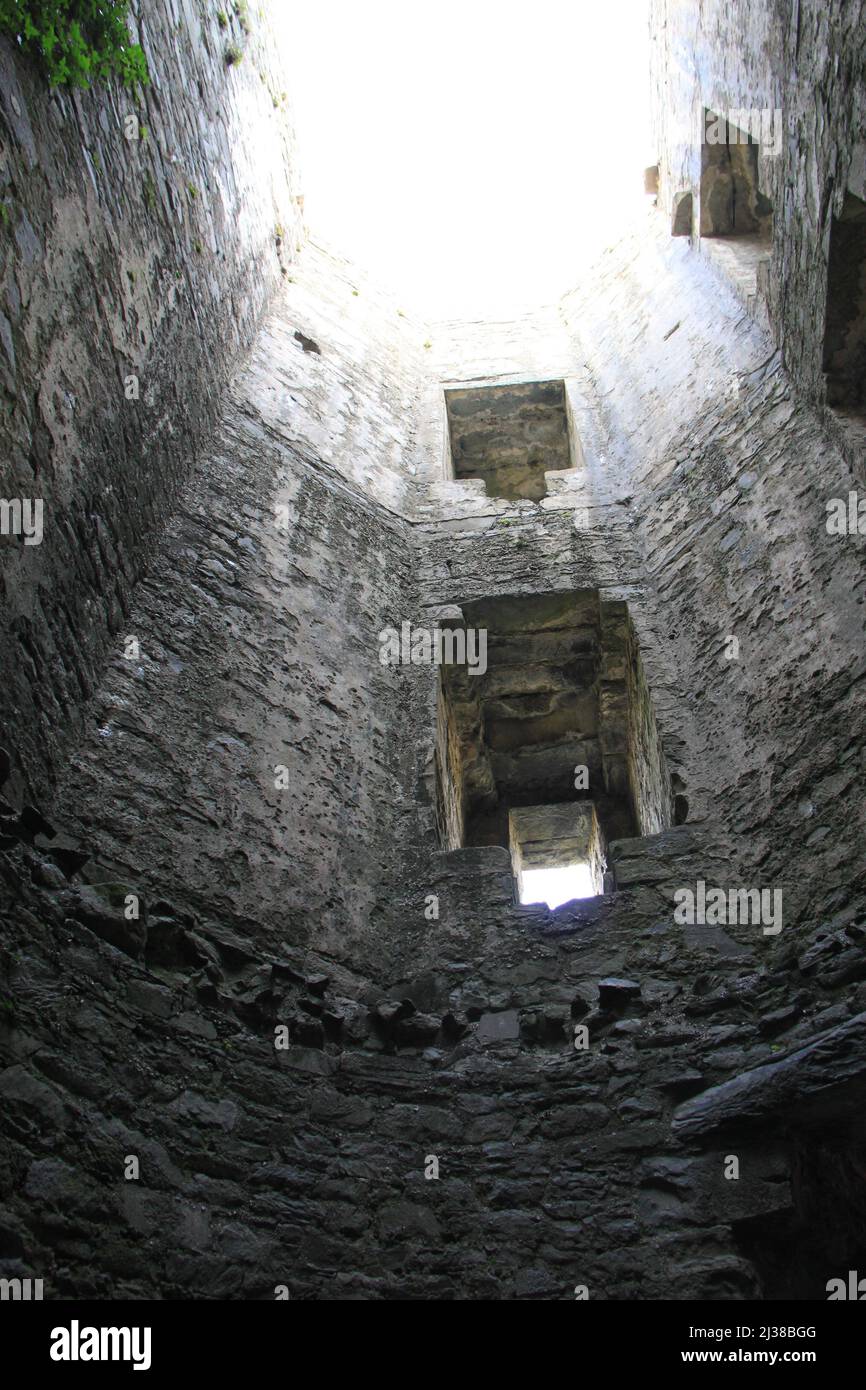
[3, 799, 863, 1300]
[0, 0, 865, 1303]
[650, 0, 866, 411]
[49, 241, 431, 972]
[558, 207, 866, 958]
[5, 203, 864, 1297]
[0, 0, 303, 802]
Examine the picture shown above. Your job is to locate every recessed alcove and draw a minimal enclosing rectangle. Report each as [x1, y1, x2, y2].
[697, 110, 774, 320]
[823, 191, 866, 414]
[671, 190, 693, 237]
[444, 380, 576, 503]
[434, 590, 671, 904]
[699, 109, 773, 240]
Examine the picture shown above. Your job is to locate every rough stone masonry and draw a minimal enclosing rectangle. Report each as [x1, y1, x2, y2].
[0, 0, 865, 1303]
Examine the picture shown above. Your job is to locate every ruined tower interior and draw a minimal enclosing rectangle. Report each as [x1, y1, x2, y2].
[1, 0, 866, 1321]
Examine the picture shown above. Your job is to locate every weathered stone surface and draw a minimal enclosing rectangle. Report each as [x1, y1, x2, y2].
[598, 978, 642, 1009]
[651, 0, 866, 413]
[0, 0, 862, 1307]
[673, 1013, 866, 1140]
[0, 0, 303, 802]
[64, 883, 147, 960]
[476, 1010, 521, 1044]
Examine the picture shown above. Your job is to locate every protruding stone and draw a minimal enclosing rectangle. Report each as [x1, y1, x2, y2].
[18, 805, 55, 841]
[304, 973, 330, 996]
[476, 1009, 520, 1043]
[65, 883, 147, 959]
[40, 841, 90, 879]
[374, 998, 414, 1026]
[598, 977, 641, 1009]
[394, 1012, 440, 1047]
[672, 1012, 866, 1140]
[290, 1014, 325, 1048]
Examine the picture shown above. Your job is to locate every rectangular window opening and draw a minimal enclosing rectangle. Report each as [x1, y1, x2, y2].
[444, 380, 574, 503]
[519, 861, 597, 908]
[510, 803, 606, 906]
[433, 590, 676, 908]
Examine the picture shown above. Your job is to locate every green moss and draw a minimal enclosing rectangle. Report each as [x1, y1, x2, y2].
[0, 0, 149, 89]
[224, 41, 243, 65]
[232, 0, 250, 34]
[216, 9, 228, 27]
[142, 171, 156, 212]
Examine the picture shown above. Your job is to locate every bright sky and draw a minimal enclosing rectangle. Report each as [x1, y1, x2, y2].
[275, 0, 652, 318]
[520, 862, 597, 908]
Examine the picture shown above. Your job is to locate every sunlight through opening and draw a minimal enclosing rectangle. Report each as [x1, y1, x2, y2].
[519, 861, 596, 908]
[274, 0, 652, 317]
